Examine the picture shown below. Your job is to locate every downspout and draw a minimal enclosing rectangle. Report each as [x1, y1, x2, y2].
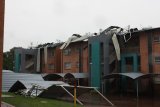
[79, 42, 83, 73]
[148, 33, 153, 73]
[102, 31, 113, 95]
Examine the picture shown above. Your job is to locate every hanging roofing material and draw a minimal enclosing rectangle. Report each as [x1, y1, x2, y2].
[60, 35, 79, 49]
[64, 73, 89, 79]
[2, 70, 44, 92]
[103, 72, 160, 80]
[60, 34, 91, 49]
[42, 73, 89, 81]
[9, 80, 68, 96]
[72, 35, 90, 42]
[112, 33, 121, 60]
[39, 85, 114, 106]
[6, 70, 112, 106]
[42, 73, 65, 81]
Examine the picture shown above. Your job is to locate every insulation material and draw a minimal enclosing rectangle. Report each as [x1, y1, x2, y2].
[36, 48, 40, 72]
[112, 34, 121, 60]
[44, 47, 48, 64]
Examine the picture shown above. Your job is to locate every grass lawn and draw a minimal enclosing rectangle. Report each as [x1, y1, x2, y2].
[2, 93, 83, 107]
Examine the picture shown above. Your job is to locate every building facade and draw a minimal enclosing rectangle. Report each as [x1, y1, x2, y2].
[40, 43, 62, 73]
[14, 43, 62, 74]
[14, 48, 38, 73]
[88, 26, 160, 94]
[61, 41, 88, 73]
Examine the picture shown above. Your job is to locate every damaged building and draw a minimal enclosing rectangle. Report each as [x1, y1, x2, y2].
[14, 47, 37, 73]
[37, 43, 62, 73]
[13, 26, 160, 96]
[14, 43, 62, 73]
[60, 34, 89, 74]
[89, 26, 160, 95]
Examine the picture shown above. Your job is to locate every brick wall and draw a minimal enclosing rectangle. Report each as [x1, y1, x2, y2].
[140, 32, 149, 73]
[152, 30, 160, 73]
[140, 30, 160, 73]
[61, 42, 88, 73]
[41, 46, 62, 73]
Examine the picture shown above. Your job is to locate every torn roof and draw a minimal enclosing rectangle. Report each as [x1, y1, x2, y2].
[118, 27, 160, 36]
[60, 34, 91, 49]
[37, 42, 63, 49]
[72, 35, 90, 42]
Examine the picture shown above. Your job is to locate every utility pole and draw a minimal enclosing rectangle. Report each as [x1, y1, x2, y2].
[74, 80, 77, 107]
[0, 0, 5, 106]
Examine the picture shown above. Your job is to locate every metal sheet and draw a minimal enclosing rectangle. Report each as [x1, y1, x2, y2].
[43, 73, 88, 80]
[2, 70, 44, 92]
[112, 34, 120, 60]
[60, 35, 90, 49]
[72, 35, 90, 42]
[103, 72, 160, 80]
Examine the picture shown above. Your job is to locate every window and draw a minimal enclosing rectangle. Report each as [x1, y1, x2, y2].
[64, 62, 72, 69]
[50, 50, 55, 57]
[155, 56, 160, 63]
[76, 48, 80, 53]
[76, 62, 79, 68]
[153, 36, 160, 43]
[48, 48, 54, 57]
[48, 64, 54, 70]
[63, 49, 71, 55]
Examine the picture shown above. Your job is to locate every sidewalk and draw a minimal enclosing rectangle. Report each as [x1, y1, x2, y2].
[1, 102, 15, 107]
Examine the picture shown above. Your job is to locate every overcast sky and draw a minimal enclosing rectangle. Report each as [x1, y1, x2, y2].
[4, 0, 160, 52]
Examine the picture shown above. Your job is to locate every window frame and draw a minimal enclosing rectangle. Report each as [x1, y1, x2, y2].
[155, 56, 160, 64]
[64, 62, 72, 69]
[63, 48, 71, 56]
[153, 36, 160, 43]
[48, 64, 55, 70]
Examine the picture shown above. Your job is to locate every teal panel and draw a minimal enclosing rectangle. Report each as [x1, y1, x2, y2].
[121, 53, 139, 92]
[121, 53, 138, 73]
[15, 53, 21, 72]
[90, 42, 101, 88]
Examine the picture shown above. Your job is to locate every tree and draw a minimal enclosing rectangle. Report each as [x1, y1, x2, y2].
[3, 48, 14, 70]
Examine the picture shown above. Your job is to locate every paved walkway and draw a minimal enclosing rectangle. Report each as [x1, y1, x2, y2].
[1, 102, 15, 107]
[2, 95, 14, 98]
